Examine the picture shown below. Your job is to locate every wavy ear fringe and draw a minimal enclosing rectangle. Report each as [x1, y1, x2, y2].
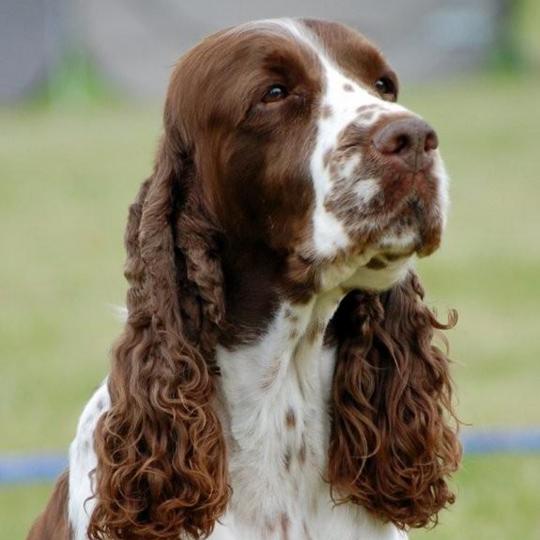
[88, 140, 229, 540]
[328, 271, 461, 530]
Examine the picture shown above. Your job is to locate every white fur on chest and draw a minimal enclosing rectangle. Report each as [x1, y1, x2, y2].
[216, 296, 336, 533]
[214, 294, 405, 540]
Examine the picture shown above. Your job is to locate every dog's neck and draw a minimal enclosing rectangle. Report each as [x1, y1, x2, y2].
[217, 287, 344, 409]
[215, 280, 344, 529]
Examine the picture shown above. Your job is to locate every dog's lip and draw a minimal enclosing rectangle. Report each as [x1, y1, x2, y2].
[364, 249, 414, 269]
[380, 250, 414, 262]
[416, 240, 440, 258]
[374, 234, 439, 260]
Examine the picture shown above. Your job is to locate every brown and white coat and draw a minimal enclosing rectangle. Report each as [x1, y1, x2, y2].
[29, 18, 460, 540]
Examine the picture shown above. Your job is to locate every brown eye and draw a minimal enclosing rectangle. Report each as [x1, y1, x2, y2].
[262, 84, 289, 103]
[375, 77, 397, 100]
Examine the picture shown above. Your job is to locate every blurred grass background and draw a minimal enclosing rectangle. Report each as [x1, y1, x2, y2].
[1, 2, 540, 539]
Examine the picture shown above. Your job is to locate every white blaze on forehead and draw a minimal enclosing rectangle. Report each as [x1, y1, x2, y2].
[226, 17, 306, 40]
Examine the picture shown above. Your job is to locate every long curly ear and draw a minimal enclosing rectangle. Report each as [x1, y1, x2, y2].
[88, 138, 230, 540]
[328, 270, 461, 529]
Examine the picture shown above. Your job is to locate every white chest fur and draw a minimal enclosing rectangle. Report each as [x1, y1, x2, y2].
[214, 292, 405, 540]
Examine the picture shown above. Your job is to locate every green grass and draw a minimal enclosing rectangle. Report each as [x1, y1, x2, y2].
[413, 456, 540, 540]
[0, 484, 53, 539]
[0, 105, 160, 451]
[1, 73, 540, 538]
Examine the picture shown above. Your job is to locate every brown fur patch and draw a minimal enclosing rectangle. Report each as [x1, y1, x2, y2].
[298, 437, 307, 465]
[280, 513, 290, 540]
[285, 407, 296, 428]
[284, 446, 292, 472]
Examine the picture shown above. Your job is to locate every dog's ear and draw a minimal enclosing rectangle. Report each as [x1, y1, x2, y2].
[89, 136, 229, 540]
[328, 271, 461, 529]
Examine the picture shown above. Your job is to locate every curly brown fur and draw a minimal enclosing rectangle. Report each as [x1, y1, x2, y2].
[328, 271, 461, 529]
[87, 139, 230, 540]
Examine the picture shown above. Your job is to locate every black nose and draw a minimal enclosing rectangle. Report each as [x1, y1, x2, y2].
[372, 117, 438, 172]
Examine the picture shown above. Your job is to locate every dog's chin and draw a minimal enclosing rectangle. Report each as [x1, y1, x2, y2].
[310, 210, 443, 294]
[318, 228, 432, 293]
[340, 253, 413, 292]
[316, 242, 414, 294]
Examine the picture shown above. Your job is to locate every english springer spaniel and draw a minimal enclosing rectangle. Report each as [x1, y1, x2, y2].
[29, 18, 460, 540]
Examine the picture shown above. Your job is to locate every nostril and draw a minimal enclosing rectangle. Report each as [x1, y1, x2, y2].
[379, 133, 411, 155]
[424, 129, 438, 152]
[373, 126, 413, 155]
[393, 134, 411, 154]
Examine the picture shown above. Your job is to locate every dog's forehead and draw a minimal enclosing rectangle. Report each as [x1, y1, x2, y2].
[220, 19, 394, 85]
[302, 19, 394, 81]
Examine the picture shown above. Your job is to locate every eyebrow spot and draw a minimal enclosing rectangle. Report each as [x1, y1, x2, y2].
[343, 83, 354, 92]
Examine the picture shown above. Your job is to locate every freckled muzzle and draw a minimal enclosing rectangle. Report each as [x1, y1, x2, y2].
[368, 114, 445, 257]
[325, 111, 448, 259]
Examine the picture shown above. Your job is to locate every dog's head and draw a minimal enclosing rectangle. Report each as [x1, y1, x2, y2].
[164, 18, 448, 296]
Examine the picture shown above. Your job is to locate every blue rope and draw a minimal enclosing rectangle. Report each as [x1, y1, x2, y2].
[0, 454, 68, 485]
[461, 428, 540, 454]
[2, 429, 540, 485]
